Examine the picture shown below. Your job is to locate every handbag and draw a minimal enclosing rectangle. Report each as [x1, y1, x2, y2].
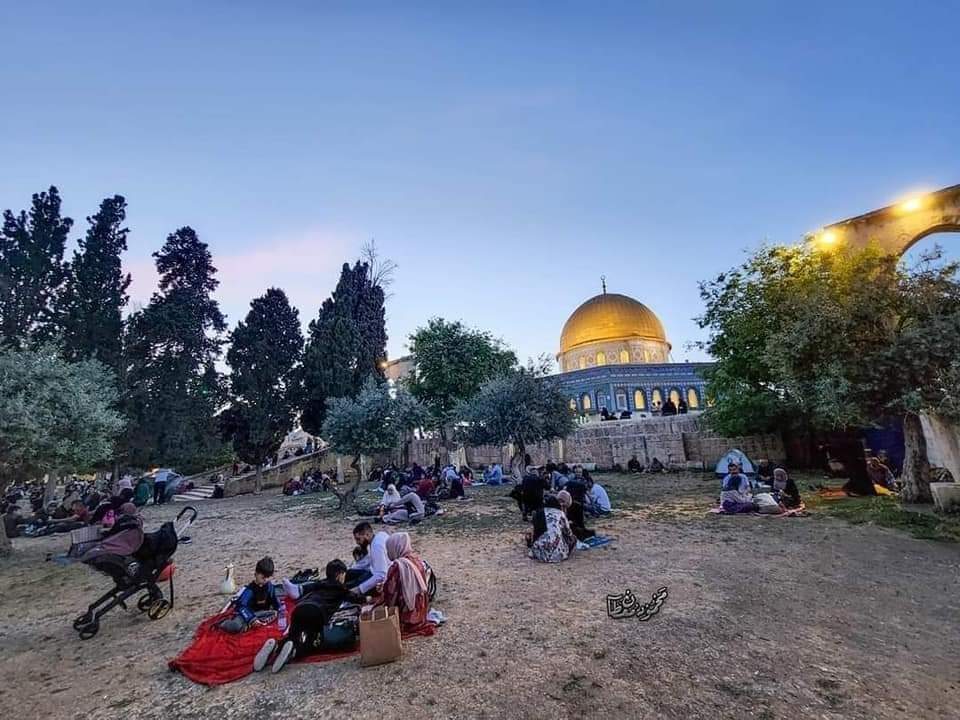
[359, 606, 403, 666]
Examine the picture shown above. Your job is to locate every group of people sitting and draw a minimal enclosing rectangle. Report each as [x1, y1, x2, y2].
[4, 479, 154, 539]
[219, 523, 431, 674]
[508, 463, 613, 563]
[625, 455, 667, 474]
[718, 461, 802, 514]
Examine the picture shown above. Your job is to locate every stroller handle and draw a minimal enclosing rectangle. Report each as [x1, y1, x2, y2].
[174, 506, 198, 538]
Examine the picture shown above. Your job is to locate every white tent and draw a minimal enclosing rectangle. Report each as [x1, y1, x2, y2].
[714, 449, 755, 477]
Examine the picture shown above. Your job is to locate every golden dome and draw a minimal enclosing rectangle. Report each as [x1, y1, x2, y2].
[559, 293, 668, 354]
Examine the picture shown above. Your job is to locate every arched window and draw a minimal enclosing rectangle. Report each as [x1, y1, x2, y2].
[578, 355, 587, 370]
[619, 349, 630, 364]
[643, 349, 652, 362]
[687, 388, 700, 408]
[581, 393, 592, 411]
[651, 388, 663, 407]
[634, 389, 646, 410]
[596, 352, 607, 366]
[669, 388, 681, 406]
[569, 398, 578, 411]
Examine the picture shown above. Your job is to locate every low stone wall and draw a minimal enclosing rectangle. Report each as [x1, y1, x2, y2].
[406, 416, 784, 471]
[224, 451, 335, 497]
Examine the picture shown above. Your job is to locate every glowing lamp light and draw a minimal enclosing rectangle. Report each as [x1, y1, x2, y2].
[898, 196, 924, 213]
[819, 230, 837, 246]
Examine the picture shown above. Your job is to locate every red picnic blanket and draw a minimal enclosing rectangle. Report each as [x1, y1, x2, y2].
[168, 597, 436, 686]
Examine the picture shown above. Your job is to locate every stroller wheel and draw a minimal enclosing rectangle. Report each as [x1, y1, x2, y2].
[147, 598, 171, 620]
[137, 593, 156, 612]
[72, 611, 94, 630]
[77, 619, 100, 640]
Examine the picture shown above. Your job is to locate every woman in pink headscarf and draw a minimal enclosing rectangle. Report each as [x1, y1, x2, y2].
[372, 532, 430, 629]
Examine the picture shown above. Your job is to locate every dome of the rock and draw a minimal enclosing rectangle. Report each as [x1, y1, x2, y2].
[560, 293, 668, 353]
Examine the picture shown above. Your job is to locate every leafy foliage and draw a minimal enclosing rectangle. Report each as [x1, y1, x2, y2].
[220, 289, 304, 475]
[456, 361, 576, 471]
[58, 195, 131, 371]
[0, 187, 73, 347]
[300, 261, 387, 434]
[0, 345, 124, 486]
[697, 244, 960, 435]
[407, 318, 517, 438]
[121, 227, 228, 472]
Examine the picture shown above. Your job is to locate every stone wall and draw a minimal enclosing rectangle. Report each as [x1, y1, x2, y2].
[405, 416, 784, 471]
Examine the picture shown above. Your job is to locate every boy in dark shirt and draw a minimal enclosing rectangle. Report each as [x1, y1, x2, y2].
[255, 559, 366, 673]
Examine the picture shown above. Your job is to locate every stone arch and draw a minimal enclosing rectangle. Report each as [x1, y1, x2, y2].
[651, 388, 663, 407]
[581, 393, 592, 411]
[813, 184, 960, 257]
[619, 349, 630, 364]
[596, 351, 607, 366]
[687, 387, 700, 408]
[669, 387, 682, 406]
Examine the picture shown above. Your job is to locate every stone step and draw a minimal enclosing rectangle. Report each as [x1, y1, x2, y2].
[173, 485, 216, 502]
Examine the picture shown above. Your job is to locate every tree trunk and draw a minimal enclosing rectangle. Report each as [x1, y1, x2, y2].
[0, 530, 12, 557]
[254, 465, 263, 495]
[902, 412, 933, 503]
[43, 472, 58, 507]
[510, 441, 526, 481]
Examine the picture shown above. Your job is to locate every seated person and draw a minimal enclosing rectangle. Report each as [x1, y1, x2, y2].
[756, 460, 775, 487]
[382, 492, 426, 524]
[556, 489, 594, 541]
[133, 477, 152, 507]
[29, 499, 91, 535]
[349, 522, 390, 593]
[649, 457, 666, 473]
[459, 465, 474, 486]
[4, 504, 22, 539]
[526, 496, 577, 563]
[372, 532, 430, 629]
[219, 557, 286, 634]
[627, 455, 643, 473]
[263, 559, 369, 673]
[515, 472, 546, 521]
[415, 475, 436, 499]
[411, 463, 425, 481]
[585, 477, 612, 516]
[282, 478, 303, 496]
[771, 468, 802, 509]
[445, 470, 466, 500]
[482, 463, 504, 486]
[719, 462, 756, 513]
[866, 457, 896, 491]
[381, 484, 403, 508]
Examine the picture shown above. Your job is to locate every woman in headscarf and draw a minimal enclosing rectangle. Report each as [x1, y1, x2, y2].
[771, 468, 802, 509]
[526, 496, 577, 563]
[557, 489, 595, 542]
[372, 532, 430, 629]
[381, 484, 403, 509]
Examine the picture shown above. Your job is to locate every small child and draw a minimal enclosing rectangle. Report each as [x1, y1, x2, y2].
[220, 557, 286, 634]
[254, 559, 366, 673]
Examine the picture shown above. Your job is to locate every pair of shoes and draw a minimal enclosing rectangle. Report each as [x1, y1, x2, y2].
[253, 639, 296, 673]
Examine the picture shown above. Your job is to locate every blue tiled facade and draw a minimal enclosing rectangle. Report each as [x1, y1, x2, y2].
[555, 362, 713, 416]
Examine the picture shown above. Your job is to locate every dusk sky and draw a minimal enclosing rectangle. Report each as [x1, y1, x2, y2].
[1, 2, 957, 365]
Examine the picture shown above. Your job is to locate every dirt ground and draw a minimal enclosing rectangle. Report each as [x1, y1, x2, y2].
[1, 472, 958, 720]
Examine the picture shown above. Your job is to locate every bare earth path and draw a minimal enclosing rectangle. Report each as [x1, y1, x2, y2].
[1, 473, 957, 720]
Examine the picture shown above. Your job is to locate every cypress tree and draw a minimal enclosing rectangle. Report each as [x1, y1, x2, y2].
[0, 187, 72, 346]
[59, 195, 131, 370]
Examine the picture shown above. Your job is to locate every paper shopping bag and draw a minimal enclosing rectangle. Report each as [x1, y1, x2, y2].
[359, 606, 403, 667]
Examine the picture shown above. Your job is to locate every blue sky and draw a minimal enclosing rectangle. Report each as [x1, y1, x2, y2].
[1, 2, 957, 364]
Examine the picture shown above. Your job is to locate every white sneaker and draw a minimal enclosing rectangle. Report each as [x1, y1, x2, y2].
[281, 578, 301, 599]
[272, 640, 295, 673]
[253, 638, 277, 672]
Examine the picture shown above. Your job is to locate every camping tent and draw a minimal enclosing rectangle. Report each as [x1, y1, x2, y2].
[714, 449, 755, 477]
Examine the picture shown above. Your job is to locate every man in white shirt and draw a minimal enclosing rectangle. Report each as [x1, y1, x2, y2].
[349, 522, 390, 594]
[585, 477, 612, 516]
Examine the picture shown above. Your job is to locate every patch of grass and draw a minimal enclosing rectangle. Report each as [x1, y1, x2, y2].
[808, 493, 960, 542]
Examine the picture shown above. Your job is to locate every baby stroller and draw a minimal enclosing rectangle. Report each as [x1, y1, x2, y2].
[72, 506, 197, 639]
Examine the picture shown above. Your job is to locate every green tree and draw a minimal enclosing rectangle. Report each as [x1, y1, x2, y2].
[58, 195, 131, 371]
[0, 187, 73, 346]
[220, 288, 304, 493]
[321, 377, 426, 509]
[456, 359, 575, 477]
[0, 346, 125, 551]
[121, 227, 228, 472]
[407, 318, 517, 445]
[301, 260, 387, 434]
[697, 243, 960, 502]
